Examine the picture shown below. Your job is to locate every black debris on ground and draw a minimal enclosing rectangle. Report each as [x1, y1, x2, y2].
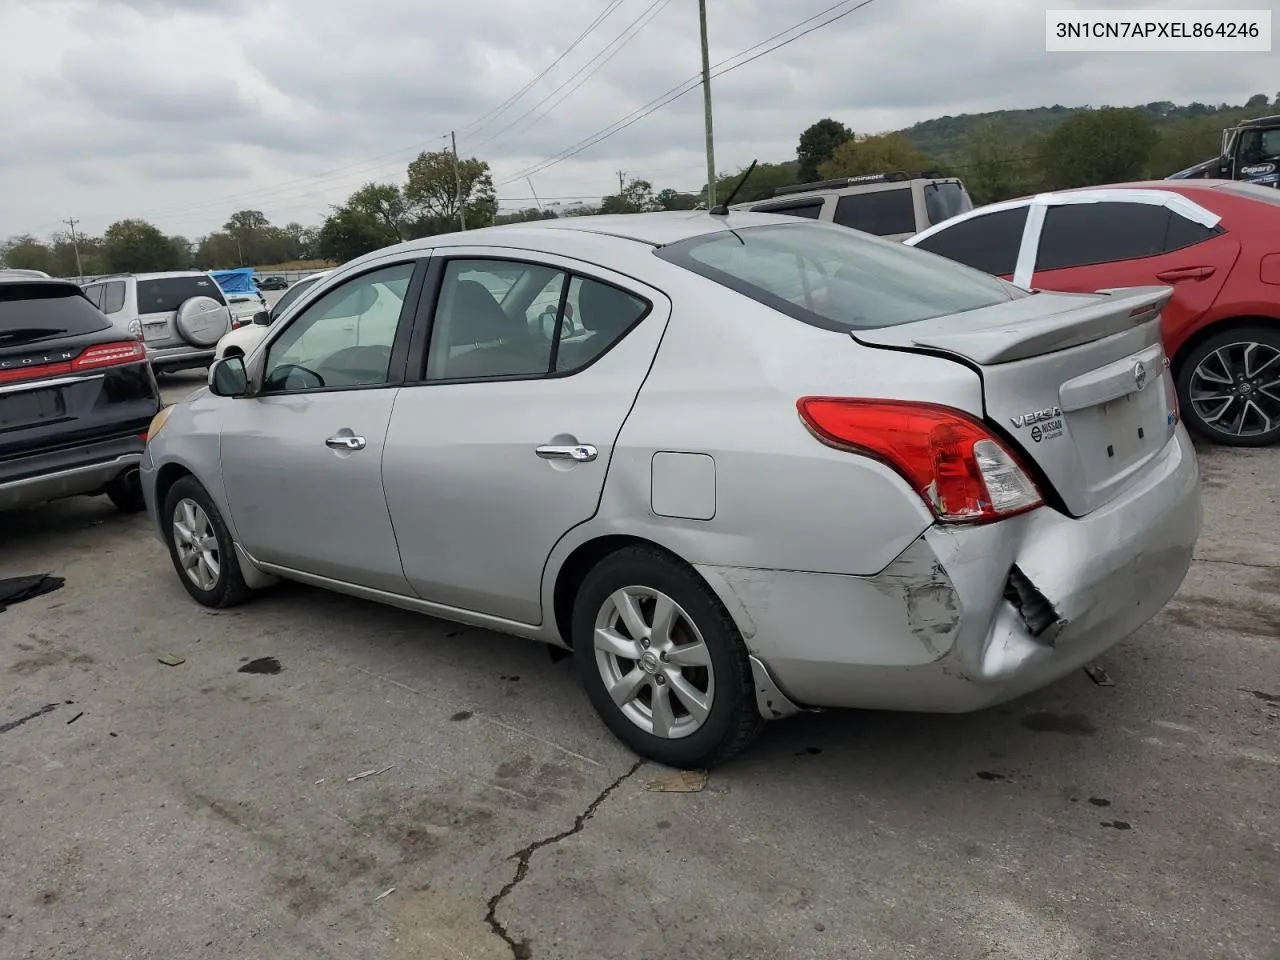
[0, 574, 66, 613]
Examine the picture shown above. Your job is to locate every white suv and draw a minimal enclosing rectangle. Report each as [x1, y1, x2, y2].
[82, 272, 236, 374]
[731, 171, 974, 241]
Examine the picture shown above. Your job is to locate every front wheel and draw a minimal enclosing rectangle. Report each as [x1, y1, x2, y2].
[1177, 326, 1280, 446]
[572, 546, 762, 768]
[162, 476, 251, 608]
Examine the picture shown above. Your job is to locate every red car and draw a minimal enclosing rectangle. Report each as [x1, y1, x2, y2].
[906, 180, 1280, 446]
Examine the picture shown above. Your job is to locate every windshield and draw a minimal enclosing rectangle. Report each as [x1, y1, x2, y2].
[656, 222, 1027, 331]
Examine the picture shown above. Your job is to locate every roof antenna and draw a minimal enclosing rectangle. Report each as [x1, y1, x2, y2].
[709, 159, 757, 216]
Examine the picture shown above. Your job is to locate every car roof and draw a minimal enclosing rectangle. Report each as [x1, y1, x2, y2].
[0, 274, 79, 287]
[379, 211, 797, 255]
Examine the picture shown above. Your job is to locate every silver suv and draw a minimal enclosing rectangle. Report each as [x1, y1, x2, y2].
[731, 171, 974, 241]
[82, 272, 236, 374]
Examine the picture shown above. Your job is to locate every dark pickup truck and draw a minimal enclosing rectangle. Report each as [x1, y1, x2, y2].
[1, 276, 160, 514]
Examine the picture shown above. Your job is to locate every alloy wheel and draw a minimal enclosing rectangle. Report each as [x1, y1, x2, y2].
[172, 498, 220, 591]
[1188, 340, 1280, 439]
[593, 586, 715, 740]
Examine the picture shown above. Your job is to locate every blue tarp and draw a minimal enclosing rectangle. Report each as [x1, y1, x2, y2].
[210, 268, 259, 295]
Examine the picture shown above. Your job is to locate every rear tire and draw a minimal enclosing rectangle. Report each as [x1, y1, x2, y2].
[572, 545, 762, 769]
[106, 470, 145, 513]
[1177, 325, 1280, 447]
[162, 476, 251, 608]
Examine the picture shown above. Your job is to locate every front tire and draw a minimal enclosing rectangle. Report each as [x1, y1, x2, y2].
[1177, 325, 1280, 447]
[162, 476, 251, 608]
[572, 546, 762, 768]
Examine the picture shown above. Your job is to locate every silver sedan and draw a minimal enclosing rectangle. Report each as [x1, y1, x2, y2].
[140, 212, 1203, 768]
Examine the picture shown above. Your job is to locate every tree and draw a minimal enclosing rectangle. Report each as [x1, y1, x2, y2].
[818, 133, 932, 179]
[0, 235, 54, 273]
[404, 149, 497, 233]
[1038, 107, 1159, 189]
[656, 188, 698, 211]
[1245, 93, 1270, 110]
[961, 121, 1039, 205]
[346, 183, 411, 241]
[317, 203, 400, 263]
[797, 118, 853, 181]
[494, 207, 559, 225]
[102, 219, 181, 273]
[222, 209, 270, 265]
[601, 178, 659, 214]
[707, 160, 801, 205]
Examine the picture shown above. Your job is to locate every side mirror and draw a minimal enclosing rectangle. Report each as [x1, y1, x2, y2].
[209, 356, 248, 397]
[252, 310, 271, 326]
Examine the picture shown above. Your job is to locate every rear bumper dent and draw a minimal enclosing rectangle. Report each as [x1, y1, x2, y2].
[699, 426, 1201, 715]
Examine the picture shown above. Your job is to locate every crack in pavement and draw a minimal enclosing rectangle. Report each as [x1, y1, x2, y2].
[485, 760, 644, 958]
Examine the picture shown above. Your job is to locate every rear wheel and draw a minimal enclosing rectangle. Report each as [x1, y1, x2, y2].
[1177, 326, 1280, 446]
[162, 476, 250, 608]
[572, 546, 762, 768]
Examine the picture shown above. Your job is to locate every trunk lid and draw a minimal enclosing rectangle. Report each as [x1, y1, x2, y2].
[853, 286, 1178, 517]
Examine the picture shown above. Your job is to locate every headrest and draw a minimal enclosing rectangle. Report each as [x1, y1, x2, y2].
[449, 279, 516, 345]
[577, 280, 645, 333]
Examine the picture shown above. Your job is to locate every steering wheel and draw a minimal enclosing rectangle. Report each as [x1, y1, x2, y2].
[264, 363, 326, 392]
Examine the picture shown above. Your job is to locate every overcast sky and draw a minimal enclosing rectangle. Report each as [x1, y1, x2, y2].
[0, 0, 1274, 241]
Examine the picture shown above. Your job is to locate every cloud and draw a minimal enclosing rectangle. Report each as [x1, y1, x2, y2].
[0, 0, 1274, 239]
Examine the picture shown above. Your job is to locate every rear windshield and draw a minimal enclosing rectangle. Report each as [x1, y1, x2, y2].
[136, 275, 226, 313]
[924, 181, 974, 226]
[656, 222, 1026, 331]
[0, 284, 110, 346]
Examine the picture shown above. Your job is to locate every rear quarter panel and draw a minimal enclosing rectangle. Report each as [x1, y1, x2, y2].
[547, 264, 985, 584]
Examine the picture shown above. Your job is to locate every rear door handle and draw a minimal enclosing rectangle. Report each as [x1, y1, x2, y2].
[326, 435, 367, 451]
[536, 444, 597, 462]
[1155, 265, 1215, 282]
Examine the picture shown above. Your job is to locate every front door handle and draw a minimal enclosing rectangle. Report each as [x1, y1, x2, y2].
[1155, 265, 1215, 282]
[536, 444, 597, 462]
[326, 434, 367, 451]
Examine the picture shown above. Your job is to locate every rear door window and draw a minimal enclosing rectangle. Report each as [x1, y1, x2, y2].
[833, 189, 917, 235]
[83, 284, 104, 309]
[1036, 202, 1171, 270]
[912, 207, 1029, 276]
[1, 284, 111, 346]
[135, 275, 226, 314]
[1163, 212, 1222, 252]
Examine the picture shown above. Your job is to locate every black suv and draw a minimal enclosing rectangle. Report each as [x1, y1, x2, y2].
[1, 277, 160, 514]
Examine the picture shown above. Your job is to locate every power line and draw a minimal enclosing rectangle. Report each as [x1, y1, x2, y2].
[459, 0, 628, 141]
[471, 0, 674, 153]
[496, 0, 884, 187]
[33, 2, 638, 233]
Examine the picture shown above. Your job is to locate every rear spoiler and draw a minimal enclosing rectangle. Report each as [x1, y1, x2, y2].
[853, 286, 1173, 365]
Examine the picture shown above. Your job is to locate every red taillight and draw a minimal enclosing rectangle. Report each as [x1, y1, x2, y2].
[797, 397, 1044, 524]
[71, 341, 146, 371]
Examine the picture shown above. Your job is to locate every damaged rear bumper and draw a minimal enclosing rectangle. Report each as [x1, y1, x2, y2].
[699, 425, 1202, 715]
